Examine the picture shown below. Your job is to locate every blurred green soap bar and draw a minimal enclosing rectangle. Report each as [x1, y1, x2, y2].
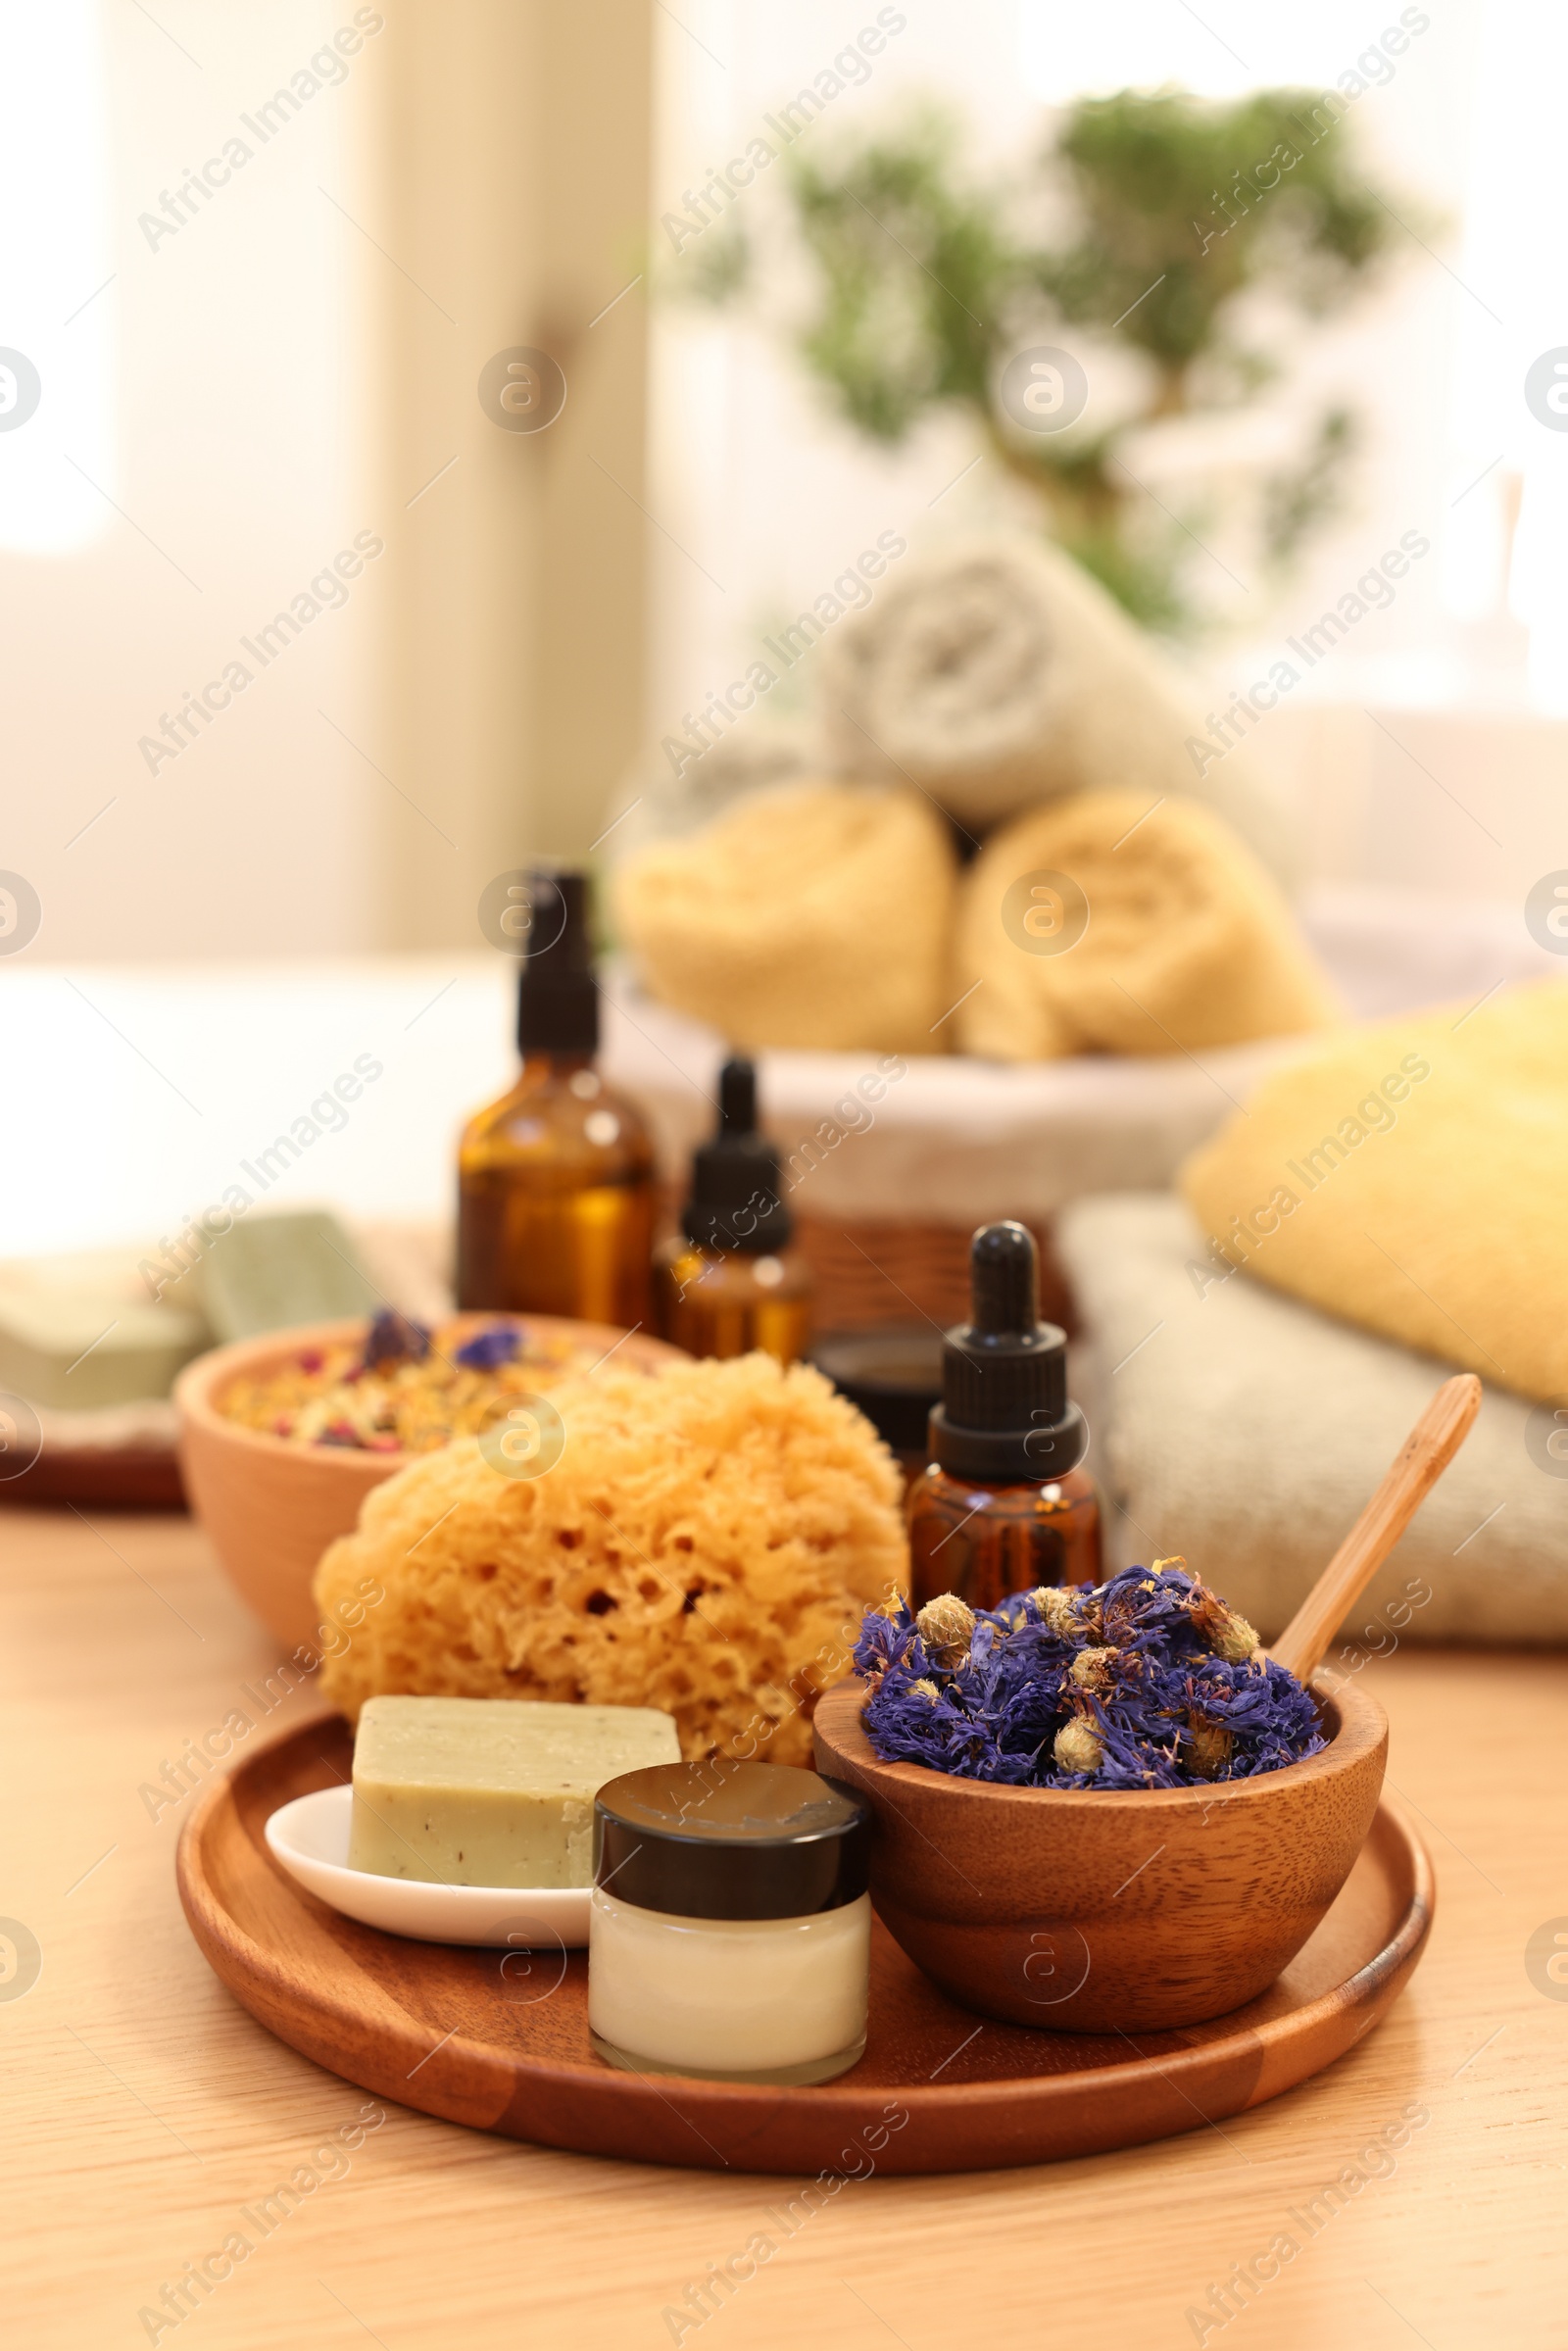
[0, 1250, 209, 1411]
[349, 1695, 682, 1888]
[198, 1210, 379, 1343]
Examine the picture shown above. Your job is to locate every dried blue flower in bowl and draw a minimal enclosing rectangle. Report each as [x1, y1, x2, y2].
[855, 1560, 1325, 1791]
[453, 1320, 522, 1371]
[363, 1309, 432, 1368]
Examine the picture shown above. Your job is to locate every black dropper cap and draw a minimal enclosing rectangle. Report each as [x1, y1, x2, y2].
[928, 1222, 1087, 1483]
[683, 1056, 792, 1254]
[516, 870, 598, 1056]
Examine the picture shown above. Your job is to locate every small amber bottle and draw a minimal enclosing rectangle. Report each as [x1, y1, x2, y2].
[457, 871, 655, 1326]
[653, 1056, 813, 1363]
[907, 1221, 1101, 1612]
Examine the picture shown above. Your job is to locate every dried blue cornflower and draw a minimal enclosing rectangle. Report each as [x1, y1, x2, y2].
[363, 1309, 432, 1368]
[454, 1320, 521, 1371]
[856, 1564, 1324, 1792]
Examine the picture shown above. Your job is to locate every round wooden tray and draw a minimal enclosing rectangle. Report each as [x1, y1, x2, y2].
[177, 1714, 1433, 2176]
[0, 1439, 185, 1512]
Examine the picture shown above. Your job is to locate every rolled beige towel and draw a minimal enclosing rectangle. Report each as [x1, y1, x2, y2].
[955, 789, 1338, 1062]
[612, 779, 957, 1053]
[822, 535, 1298, 882]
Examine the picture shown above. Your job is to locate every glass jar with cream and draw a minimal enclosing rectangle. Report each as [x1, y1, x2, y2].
[588, 1759, 871, 2085]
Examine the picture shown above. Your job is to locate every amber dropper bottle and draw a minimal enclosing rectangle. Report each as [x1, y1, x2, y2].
[907, 1221, 1102, 1612]
[653, 1055, 813, 1363]
[456, 870, 656, 1326]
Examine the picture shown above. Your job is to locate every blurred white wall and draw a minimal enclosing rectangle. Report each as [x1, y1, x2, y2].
[0, 0, 659, 970]
[0, 1, 381, 963]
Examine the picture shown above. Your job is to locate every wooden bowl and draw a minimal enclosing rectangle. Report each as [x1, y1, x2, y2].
[812, 1674, 1388, 2033]
[174, 1314, 685, 1650]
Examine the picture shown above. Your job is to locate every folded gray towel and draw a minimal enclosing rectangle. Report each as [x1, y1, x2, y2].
[1057, 1193, 1566, 1646]
[820, 535, 1299, 883]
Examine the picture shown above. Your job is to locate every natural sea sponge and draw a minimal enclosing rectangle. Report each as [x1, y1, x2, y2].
[954, 789, 1338, 1062]
[314, 1352, 907, 1766]
[612, 780, 956, 1053]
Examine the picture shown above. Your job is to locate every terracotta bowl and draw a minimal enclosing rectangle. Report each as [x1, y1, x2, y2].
[812, 1673, 1388, 2033]
[175, 1314, 685, 1650]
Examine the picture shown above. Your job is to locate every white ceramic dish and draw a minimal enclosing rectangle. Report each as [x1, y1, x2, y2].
[264, 1786, 590, 1948]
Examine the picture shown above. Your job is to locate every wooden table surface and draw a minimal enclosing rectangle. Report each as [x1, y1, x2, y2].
[6, 1502, 1565, 2349]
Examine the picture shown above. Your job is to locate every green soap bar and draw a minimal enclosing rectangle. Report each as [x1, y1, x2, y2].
[0, 1250, 208, 1410]
[348, 1696, 682, 1888]
[197, 1210, 378, 1343]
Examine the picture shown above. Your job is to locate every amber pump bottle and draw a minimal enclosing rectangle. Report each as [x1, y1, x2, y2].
[456, 871, 655, 1326]
[907, 1221, 1101, 1612]
[653, 1056, 813, 1363]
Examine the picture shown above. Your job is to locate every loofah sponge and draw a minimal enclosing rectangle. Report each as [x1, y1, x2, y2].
[314, 1352, 907, 1766]
[611, 779, 957, 1053]
[954, 788, 1338, 1062]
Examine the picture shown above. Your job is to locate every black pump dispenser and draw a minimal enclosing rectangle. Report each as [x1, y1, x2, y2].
[929, 1221, 1087, 1482]
[683, 1056, 792, 1254]
[516, 870, 598, 1056]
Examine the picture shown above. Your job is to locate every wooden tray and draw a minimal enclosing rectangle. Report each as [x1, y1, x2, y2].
[0, 1440, 185, 1512]
[177, 1715, 1433, 2176]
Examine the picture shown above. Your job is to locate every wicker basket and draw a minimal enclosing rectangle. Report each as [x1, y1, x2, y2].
[654, 1182, 1074, 1337]
[792, 1215, 1076, 1338]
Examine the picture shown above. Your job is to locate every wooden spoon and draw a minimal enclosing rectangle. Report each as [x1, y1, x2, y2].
[1268, 1371, 1482, 1683]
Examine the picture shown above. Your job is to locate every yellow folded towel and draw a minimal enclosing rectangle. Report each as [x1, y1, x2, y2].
[1181, 979, 1568, 1405]
[954, 789, 1338, 1061]
[612, 780, 956, 1053]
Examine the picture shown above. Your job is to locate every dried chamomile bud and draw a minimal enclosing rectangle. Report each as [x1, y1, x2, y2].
[907, 1677, 941, 1703]
[1053, 1716, 1102, 1775]
[1210, 1607, 1259, 1664]
[1185, 1716, 1235, 1780]
[1178, 1571, 1258, 1662]
[1069, 1644, 1119, 1691]
[915, 1593, 975, 1669]
[1029, 1587, 1081, 1639]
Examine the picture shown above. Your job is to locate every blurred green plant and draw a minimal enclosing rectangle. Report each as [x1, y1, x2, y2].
[678, 90, 1422, 634]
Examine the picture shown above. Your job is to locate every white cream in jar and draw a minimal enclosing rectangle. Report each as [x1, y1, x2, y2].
[588, 1759, 872, 2084]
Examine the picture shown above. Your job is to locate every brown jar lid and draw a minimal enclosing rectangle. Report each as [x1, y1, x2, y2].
[594, 1759, 869, 1921]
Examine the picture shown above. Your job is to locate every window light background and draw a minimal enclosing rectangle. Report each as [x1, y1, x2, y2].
[649, 0, 1568, 722]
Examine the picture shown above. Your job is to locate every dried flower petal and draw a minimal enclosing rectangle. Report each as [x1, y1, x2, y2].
[454, 1321, 521, 1371]
[363, 1309, 431, 1368]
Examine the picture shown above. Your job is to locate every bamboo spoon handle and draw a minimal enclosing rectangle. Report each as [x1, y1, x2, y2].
[1268, 1372, 1483, 1684]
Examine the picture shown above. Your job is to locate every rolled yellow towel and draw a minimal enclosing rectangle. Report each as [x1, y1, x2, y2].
[954, 789, 1338, 1061]
[612, 779, 956, 1053]
[1180, 978, 1568, 1406]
